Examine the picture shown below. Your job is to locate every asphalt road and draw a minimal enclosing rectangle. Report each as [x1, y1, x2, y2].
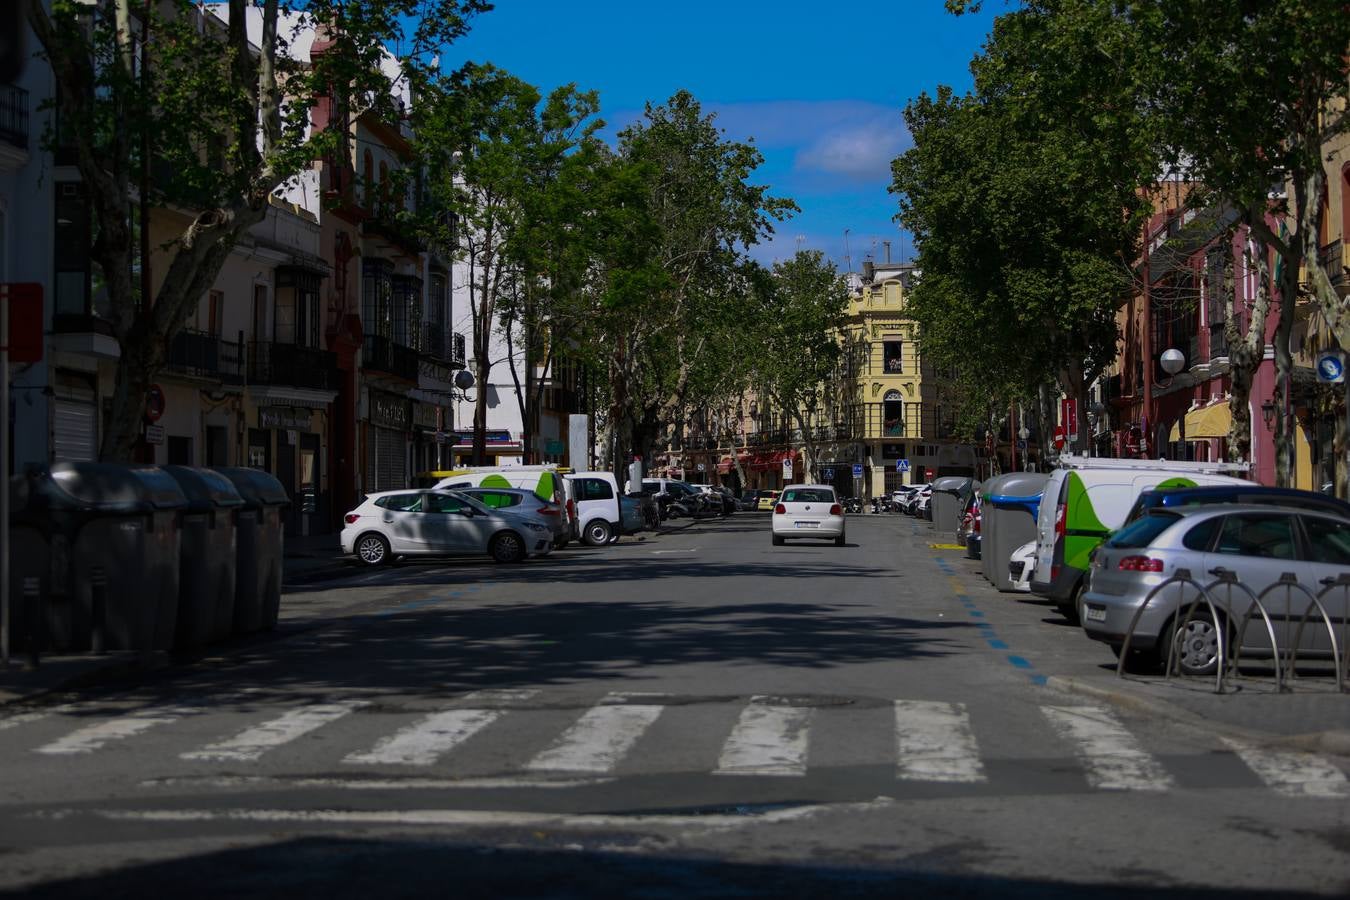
[0, 514, 1347, 899]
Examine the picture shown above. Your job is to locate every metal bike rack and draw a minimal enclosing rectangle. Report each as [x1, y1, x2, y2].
[1274, 574, 1345, 693]
[1206, 573, 1282, 693]
[1118, 568, 1228, 694]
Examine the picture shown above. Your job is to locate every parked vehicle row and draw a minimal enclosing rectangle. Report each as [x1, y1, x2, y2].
[960, 454, 1350, 679]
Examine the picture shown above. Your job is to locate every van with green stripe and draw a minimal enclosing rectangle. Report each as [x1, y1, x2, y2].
[1030, 456, 1249, 618]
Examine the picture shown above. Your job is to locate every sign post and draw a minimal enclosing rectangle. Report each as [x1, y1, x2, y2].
[1316, 351, 1347, 498]
[782, 455, 793, 483]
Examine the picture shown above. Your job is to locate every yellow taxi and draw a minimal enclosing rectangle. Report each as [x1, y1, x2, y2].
[756, 489, 781, 512]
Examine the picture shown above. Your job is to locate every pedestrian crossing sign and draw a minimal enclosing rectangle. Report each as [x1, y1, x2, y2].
[897, 459, 910, 472]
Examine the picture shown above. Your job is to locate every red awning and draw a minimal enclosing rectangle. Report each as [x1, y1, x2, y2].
[716, 457, 734, 474]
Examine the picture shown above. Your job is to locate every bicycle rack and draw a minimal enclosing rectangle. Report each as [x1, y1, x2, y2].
[1118, 568, 1228, 694]
[1205, 573, 1282, 693]
[1276, 574, 1344, 693]
[1318, 574, 1350, 691]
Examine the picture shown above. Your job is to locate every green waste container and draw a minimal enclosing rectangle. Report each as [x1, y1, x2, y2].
[162, 466, 244, 648]
[215, 468, 289, 634]
[13, 463, 186, 652]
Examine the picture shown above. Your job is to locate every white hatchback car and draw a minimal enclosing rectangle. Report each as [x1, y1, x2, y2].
[341, 489, 555, 566]
[771, 483, 846, 546]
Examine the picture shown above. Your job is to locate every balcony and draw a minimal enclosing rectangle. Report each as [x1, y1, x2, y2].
[420, 323, 468, 368]
[1319, 239, 1349, 291]
[0, 84, 28, 151]
[249, 342, 338, 391]
[167, 329, 243, 383]
[363, 333, 419, 382]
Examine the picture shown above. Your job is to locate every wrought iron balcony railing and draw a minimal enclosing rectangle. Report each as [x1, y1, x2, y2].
[363, 333, 419, 382]
[167, 329, 243, 383]
[249, 342, 338, 391]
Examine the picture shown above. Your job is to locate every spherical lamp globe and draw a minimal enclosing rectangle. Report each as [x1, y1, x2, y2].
[1160, 348, 1186, 376]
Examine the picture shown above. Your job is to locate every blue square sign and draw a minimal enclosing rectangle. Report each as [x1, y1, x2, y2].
[852, 463, 863, 478]
[897, 459, 911, 472]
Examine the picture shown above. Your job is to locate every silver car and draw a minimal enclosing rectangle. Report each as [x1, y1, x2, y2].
[1082, 504, 1350, 675]
[340, 489, 555, 565]
[452, 486, 571, 549]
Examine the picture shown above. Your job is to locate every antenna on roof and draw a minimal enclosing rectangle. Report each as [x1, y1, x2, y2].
[843, 228, 852, 273]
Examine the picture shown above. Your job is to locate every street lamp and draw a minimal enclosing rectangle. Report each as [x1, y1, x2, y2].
[1159, 348, 1186, 378]
[1261, 399, 1276, 430]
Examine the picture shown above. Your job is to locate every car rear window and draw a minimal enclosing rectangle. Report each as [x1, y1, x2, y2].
[469, 490, 520, 509]
[781, 489, 834, 503]
[1106, 511, 1181, 549]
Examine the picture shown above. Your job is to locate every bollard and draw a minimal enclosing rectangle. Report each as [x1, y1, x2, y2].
[23, 576, 41, 669]
[90, 566, 107, 655]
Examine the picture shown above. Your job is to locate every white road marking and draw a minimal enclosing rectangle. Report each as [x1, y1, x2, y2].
[1221, 738, 1350, 798]
[0, 705, 72, 733]
[525, 694, 664, 773]
[181, 701, 366, 762]
[715, 698, 811, 776]
[34, 705, 198, 755]
[650, 549, 696, 555]
[345, 709, 501, 766]
[140, 775, 611, 790]
[1041, 705, 1173, 792]
[894, 700, 986, 783]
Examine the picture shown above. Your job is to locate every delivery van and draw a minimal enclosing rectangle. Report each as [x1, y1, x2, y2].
[431, 466, 573, 548]
[1030, 455, 1250, 618]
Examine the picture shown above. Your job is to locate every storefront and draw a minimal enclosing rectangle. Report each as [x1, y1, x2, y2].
[254, 404, 329, 536]
[450, 428, 523, 466]
[410, 400, 451, 476]
[366, 389, 411, 493]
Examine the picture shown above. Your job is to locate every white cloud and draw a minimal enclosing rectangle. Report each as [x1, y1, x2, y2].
[795, 116, 909, 182]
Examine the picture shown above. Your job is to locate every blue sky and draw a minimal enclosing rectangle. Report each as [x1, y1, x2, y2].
[448, 1, 1000, 272]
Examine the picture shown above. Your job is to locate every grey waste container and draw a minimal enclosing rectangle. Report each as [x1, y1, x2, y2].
[11, 463, 186, 652]
[930, 476, 971, 534]
[162, 466, 244, 648]
[982, 471, 1049, 592]
[7, 475, 52, 654]
[216, 468, 289, 635]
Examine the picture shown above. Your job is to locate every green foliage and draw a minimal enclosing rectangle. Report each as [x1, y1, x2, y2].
[891, 1, 1155, 406]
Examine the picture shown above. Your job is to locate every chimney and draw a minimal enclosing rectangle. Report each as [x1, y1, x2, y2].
[883, 241, 891, 264]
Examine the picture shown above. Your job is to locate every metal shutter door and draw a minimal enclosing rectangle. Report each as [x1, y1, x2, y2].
[53, 398, 98, 462]
[375, 426, 406, 492]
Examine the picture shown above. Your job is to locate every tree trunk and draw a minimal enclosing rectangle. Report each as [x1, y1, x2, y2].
[1225, 228, 1271, 466]
[1274, 259, 1297, 487]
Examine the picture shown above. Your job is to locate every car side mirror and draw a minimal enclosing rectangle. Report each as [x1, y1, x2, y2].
[459, 507, 475, 517]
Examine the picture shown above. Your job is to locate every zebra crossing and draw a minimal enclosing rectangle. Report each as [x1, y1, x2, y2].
[5, 692, 1347, 798]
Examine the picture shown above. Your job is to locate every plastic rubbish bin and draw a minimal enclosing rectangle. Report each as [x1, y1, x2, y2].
[215, 467, 289, 635]
[162, 466, 244, 648]
[930, 476, 971, 534]
[12, 463, 186, 652]
[7, 475, 51, 654]
[981, 472, 1049, 591]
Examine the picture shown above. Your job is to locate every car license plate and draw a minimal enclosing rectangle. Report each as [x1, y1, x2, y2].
[795, 521, 819, 529]
[1085, 606, 1106, 623]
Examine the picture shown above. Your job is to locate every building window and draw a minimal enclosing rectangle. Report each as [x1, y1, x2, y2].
[362, 258, 393, 340]
[204, 289, 223, 337]
[276, 268, 323, 347]
[883, 390, 904, 437]
[252, 285, 268, 344]
[363, 150, 374, 210]
[883, 340, 903, 373]
[54, 182, 91, 318]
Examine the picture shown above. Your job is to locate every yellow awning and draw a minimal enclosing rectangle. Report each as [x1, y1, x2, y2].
[1184, 400, 1232, 439]
[1168, 420, 1181, 443]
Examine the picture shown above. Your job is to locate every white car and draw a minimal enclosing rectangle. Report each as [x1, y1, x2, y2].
[771, 483, 846, 546]
[1009, 540, 1036, 592]
[341, 489, 555, 566]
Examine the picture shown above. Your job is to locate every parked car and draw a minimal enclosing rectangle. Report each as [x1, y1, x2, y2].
[341, 489, 554, 566]
[699, 484, 737, 515]
[738, 490, 761, 511]
[1030, 456, 1249, 619]
[771, 483, 846, 546]
[432, 465, 573, 544]
[1008, 540, 1036, 592]
[756, 489, 781, 512]
[1124, 484, 1350, 527]
[618, 493, 656, 537]
[564, 471, 625, 546]
[1081, 504, 1350, 675]
[449, 486, 570, 550]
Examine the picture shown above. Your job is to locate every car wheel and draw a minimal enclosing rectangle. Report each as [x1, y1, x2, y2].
[834, 532, 846, 547]
[1057, 582, 1085, 624]
[553, 537, 570, 551]
[355, 533, 390, 567]
[489, 531, 526, 564]
[1168, 612, 1222, 676]
[584, 519, 613, 546]
[772, 534, 785, 546]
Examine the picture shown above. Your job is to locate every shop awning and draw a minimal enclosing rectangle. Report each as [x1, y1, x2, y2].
[716, 456, 734, 474]
[1168, 420, 1181, 443]
[1184, 400, 1232, 439]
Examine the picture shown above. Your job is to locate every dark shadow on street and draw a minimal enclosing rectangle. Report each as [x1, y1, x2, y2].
[0, 834, 1332, 900]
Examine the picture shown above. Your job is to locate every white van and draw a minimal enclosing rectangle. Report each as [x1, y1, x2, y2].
[432, 466, 572, 548]
[1030, 455, 1250, 617]
[564, 471, 623, 545]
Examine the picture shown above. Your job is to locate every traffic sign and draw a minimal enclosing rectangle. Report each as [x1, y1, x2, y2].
[1016, 439, 1027, 450]
[1316, 352, 1345, 384]
[145, 384, 166, 422]
[822, 467, 834, 481]
[782, 457, 793, 479]
[896, 459, 911, 473]
[852, 463, 864, 478]
[696, 462, 706, 472]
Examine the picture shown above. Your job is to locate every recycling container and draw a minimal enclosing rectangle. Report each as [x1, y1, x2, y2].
[930, 476, 971, 534]
[216, 467, 289, 634]
[7, 475, 51, 654]
[162, 466, 244, 648]
[11, 463, 187, 652]
[982, 471, 1050, 592]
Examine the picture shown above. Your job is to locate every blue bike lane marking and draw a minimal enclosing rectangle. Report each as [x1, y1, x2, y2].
[934, 556, 1047, 686]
